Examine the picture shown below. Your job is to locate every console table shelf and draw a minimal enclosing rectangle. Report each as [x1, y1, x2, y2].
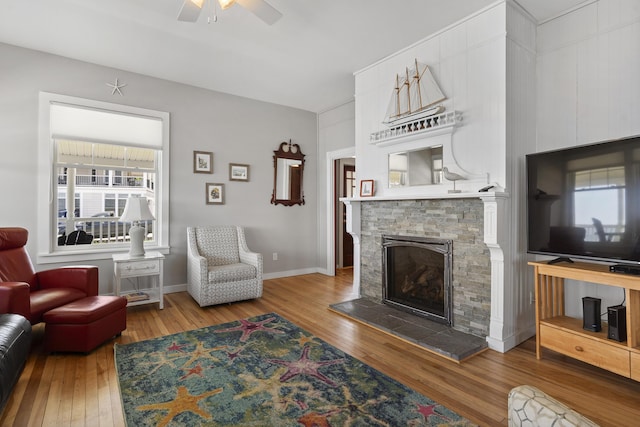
[530, 261, 640, 381]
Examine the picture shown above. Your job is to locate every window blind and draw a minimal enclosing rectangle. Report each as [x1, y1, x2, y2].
[50, 103, 163, 148]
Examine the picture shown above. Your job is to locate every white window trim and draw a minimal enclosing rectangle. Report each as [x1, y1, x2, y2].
[37, 92, 170, 264]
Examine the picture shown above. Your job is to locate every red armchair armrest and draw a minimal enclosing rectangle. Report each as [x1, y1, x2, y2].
[0, 282, 31, 318]
[36, 266, 99, 296]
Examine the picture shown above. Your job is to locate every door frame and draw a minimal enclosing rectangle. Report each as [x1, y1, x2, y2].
[325, 147, 356, 276]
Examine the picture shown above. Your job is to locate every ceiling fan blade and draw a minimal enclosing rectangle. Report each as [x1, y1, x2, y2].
[177, 0, 204, 22]
[235, 0, 282, 25]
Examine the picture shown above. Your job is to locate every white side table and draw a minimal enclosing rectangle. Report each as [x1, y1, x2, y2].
[112, 251, 164, 309]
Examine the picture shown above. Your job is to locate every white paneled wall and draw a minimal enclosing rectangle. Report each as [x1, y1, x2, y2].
[505, 1, 538, 348]
[537, 47, 578, 151]
[354, 3, 508, 198]
[536, 0, 640, 316]
[538, 0, 640, 150]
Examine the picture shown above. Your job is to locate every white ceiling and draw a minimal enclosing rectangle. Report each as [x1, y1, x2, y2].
[0, 0, 588, 113]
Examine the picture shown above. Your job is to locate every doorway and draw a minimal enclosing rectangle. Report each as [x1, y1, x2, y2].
[325, 146, 355, 277]
[335, 158, 355, 269]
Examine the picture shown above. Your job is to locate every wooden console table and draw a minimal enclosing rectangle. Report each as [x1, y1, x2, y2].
[530, 261, 640, 380]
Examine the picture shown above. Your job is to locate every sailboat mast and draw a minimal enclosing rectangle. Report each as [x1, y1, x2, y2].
[414, 58, 423, 109]
[405, 67, 411, 114]
[394, 74, 400, 119]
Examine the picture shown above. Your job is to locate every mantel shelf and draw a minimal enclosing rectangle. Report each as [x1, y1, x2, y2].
[369, 111, 462, 146]
[340, 190, 508, 203]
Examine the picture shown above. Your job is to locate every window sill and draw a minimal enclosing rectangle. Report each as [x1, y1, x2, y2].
[37, 245, 170, 265]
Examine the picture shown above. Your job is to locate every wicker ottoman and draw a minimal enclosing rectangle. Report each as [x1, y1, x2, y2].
[43, 296, 127, 353]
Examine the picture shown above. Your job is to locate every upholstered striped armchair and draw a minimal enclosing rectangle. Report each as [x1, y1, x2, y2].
[186, 226, 263, 307]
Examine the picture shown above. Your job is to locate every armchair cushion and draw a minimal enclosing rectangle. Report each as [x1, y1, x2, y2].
[508, 385, 599, 427]
[194, 226, 241, 265]
[208, 263, 257, 284]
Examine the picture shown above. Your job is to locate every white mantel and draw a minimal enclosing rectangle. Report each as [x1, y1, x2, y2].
[344, 189, 502, 202]
[342, 190, 516, 352]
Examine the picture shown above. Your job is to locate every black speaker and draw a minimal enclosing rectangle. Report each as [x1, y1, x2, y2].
[582, 297, 601, 332]
[607, 305, 627, 342]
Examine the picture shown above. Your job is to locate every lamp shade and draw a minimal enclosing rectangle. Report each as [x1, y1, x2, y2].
[120, 196, 155, 223]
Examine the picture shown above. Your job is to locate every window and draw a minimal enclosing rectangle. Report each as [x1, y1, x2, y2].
[345, 167, 356, 198]
[55, 140, 157, 246]
[57, 192, 79, 218]
[38, 93, 170, 262]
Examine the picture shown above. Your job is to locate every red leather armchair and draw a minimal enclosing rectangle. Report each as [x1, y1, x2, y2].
[0, 227, 98, 324]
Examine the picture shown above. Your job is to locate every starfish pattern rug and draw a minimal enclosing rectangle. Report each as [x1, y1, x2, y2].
[114, 312, 476, 426]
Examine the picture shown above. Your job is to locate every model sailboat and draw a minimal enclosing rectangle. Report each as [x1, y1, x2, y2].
[383, 59, 446, 125]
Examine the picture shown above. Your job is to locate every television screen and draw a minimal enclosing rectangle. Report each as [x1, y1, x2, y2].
[527, 135, 640, 265]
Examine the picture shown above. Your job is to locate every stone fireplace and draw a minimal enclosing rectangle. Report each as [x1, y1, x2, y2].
[331, 187, 519, 357]
[382, 235, 453, 326]
[330, 196, 502, 359]
[359, 198, 491, 338]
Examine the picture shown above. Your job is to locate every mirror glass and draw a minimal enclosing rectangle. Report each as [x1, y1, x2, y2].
[389, 145, 443, 188]
[271, 141, 305, 206]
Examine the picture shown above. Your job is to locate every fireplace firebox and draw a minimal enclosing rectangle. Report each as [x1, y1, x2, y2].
[382, 235, 453, 325]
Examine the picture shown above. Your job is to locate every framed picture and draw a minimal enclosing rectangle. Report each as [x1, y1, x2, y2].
[360, 179, 374, 197]
[194, 151, 213, 174]
[205, 183, 224, 205]
[229, 163, 250, 182]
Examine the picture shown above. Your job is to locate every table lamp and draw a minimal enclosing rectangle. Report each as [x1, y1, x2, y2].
[120, 195, 155, 257]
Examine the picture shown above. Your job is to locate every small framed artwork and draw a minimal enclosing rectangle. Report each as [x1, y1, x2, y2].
[205, 183, 224, 205]
[229, 163, 250, 182]
[360, 180, 375, 197]
[194, 151, 213, 174]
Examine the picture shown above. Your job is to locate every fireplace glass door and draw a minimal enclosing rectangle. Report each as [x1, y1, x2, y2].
[382, 235, 452, 325]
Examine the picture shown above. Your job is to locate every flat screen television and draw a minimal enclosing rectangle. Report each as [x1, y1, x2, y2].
[527, 135, 640, 265]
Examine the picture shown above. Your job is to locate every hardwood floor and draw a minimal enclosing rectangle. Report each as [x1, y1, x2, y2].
[3, 269, 640, 426]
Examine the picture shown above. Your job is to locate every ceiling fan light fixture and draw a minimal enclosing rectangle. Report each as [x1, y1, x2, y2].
[218, 0, 235, 10]
[178, 0, 205, 21]
[179, 0, 281, 25]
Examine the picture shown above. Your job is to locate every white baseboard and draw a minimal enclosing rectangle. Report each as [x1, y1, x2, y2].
[486, 325, 536, 353]
[163, 283, 187, 294]
[263, 267, 321, 280]
[149, 269, 329, 297]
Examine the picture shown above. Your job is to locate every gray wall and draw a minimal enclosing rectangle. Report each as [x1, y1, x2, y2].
[0, 42, 318, 293]
[317, 101, 356, 273]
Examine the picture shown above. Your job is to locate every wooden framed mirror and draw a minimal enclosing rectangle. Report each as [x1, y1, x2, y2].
[271, 140, 305, 206]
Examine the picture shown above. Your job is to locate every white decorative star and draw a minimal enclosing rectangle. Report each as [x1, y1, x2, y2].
[106, 78, 127, 96]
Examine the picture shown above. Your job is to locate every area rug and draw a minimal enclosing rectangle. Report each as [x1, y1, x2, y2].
[115, 312, 476, 426]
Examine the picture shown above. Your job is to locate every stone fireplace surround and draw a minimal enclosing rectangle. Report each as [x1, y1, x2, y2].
[343, 192, 510, 350]
[364, 198, 490, 337]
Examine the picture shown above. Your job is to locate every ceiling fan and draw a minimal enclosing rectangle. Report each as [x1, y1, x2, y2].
[178, 0, 282, 25]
